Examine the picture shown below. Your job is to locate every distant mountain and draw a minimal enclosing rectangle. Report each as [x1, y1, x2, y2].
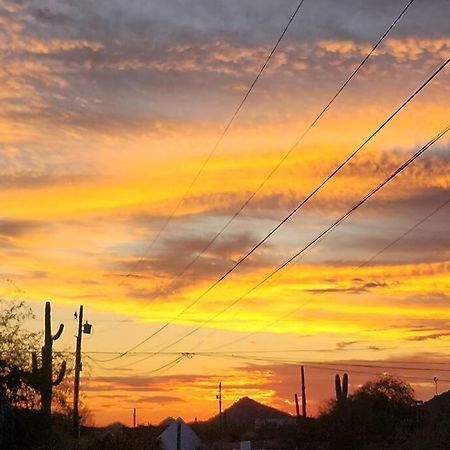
[103, 422, 126, 432]
[206, 396, 292, 426]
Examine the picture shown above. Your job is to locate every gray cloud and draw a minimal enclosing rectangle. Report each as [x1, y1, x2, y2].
[121, 232, 263, 276]
[175, 145, 450, 223]
[26, 0, 450, 43]
[407, 332, 450, 342]
[2, 0, 449, 134]
[109, 231, 276, 301]
[0, 172, 92, 189]
[0, 141, 98, 189]
[85, 372, 219, 393]
[101, 141, 449, 297]
[0, 219, 43, 238]
[305, 280, 388, 295]
[336, 340, 359, 350]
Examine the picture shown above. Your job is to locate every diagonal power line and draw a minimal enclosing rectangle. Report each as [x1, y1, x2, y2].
[208, 193, 450, 352]
[88, 351, 450, 378]
[186, 58, 449, 310]
[105, 0, 421, 362]
[105, 119, 449, 369]
[125, 0, 308, 277]
[171, 0, 417, 282]
[146, 124, 449, 359]
[356, 197, 450, 271]
[102, 55, 449, 363]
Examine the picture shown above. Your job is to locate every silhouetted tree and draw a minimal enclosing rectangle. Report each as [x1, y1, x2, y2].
[0, 299, 79, 447]
[0, 299, 73, 411]
[320, 375, 415, 449]
[0, 299, 39, 408]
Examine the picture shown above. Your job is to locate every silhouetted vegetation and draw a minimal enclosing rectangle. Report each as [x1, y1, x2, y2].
[3, 300, 450, 449]
[0, 300, 74, 449]
[319, 375, 416, 449]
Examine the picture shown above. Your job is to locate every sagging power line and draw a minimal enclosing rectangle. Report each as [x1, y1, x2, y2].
[116, 0, 417, 352]
[168, 0, 417, 283]
[207, 195, 450, 351]
[99, 55, 449, 363]
[125, 0, 308, 278]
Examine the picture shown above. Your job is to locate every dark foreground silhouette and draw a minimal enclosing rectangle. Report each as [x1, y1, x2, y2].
[2, 381, 450, 449]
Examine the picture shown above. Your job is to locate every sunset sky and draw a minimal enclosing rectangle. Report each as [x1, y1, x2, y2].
[1, 0, 449, 426]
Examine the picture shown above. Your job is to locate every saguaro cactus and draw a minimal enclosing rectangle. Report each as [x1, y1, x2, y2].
[30, 301, 66, 418]
[335, 373, 349, 402]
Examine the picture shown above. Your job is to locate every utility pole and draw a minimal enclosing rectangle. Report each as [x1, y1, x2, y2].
[72, 306, 92, 439]
[294, 393, 300, 419]
[216, 382, 222, 443]
[133, 408, 137, 428]
[301, 365, 307, 418]
[73, 305, 83, 439]
[219, 382, 222, 420]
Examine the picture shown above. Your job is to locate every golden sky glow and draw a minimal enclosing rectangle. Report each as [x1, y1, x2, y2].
[1, 0, 450, 426]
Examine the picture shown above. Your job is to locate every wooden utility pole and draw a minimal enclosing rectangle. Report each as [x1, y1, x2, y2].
[219, 382, 222, 419]
[218, 382, 222, 433]
[216, 381, 223, 445]
[72, 305, 83, 439]
[301, 365, 307, 417]
[133, 408, 137, 428]
[294, 393, 300, 419]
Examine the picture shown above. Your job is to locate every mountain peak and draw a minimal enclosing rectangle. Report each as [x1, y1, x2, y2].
[208, 396, 291, 425]
[235, 396, 256, 404]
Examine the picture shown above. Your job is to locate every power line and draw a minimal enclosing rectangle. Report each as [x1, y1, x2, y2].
[85, 353, 186, 375]
[76, 348, 349, 356]
[150, 57, 450, 345]
[235, 355, 450, 373]
[207, 196, 450, 351]
[307, 360, 450, 373]
[125, 0, 307, 278]
[168, 0, 417, 283]
[102, 1, 423, 361]
[85, 349, 450, 379]
[185, 58, 449, 309]
[104, 121, 449, 371]
[115, 0, 415, 350]
[305, 365, 450, 383]
[197, 353, 450, 382]
[43, 350, 450, 366]
[130, 0, 417, 336]
[149, 124, 449, 355]
[355, 197, 450, 271]
[190, 123, 450, 339]
[104, 57, 450, 363]
[85, 346, 366, 368]
[197, 354, 450, 374]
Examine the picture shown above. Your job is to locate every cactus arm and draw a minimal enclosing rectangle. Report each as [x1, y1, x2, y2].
[335, 374, 342, 400]
[53, 324, 64, 341]
[342, 373, 349, 399]
[28, 352, 41, 391]
[53, 361, 66, 386]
